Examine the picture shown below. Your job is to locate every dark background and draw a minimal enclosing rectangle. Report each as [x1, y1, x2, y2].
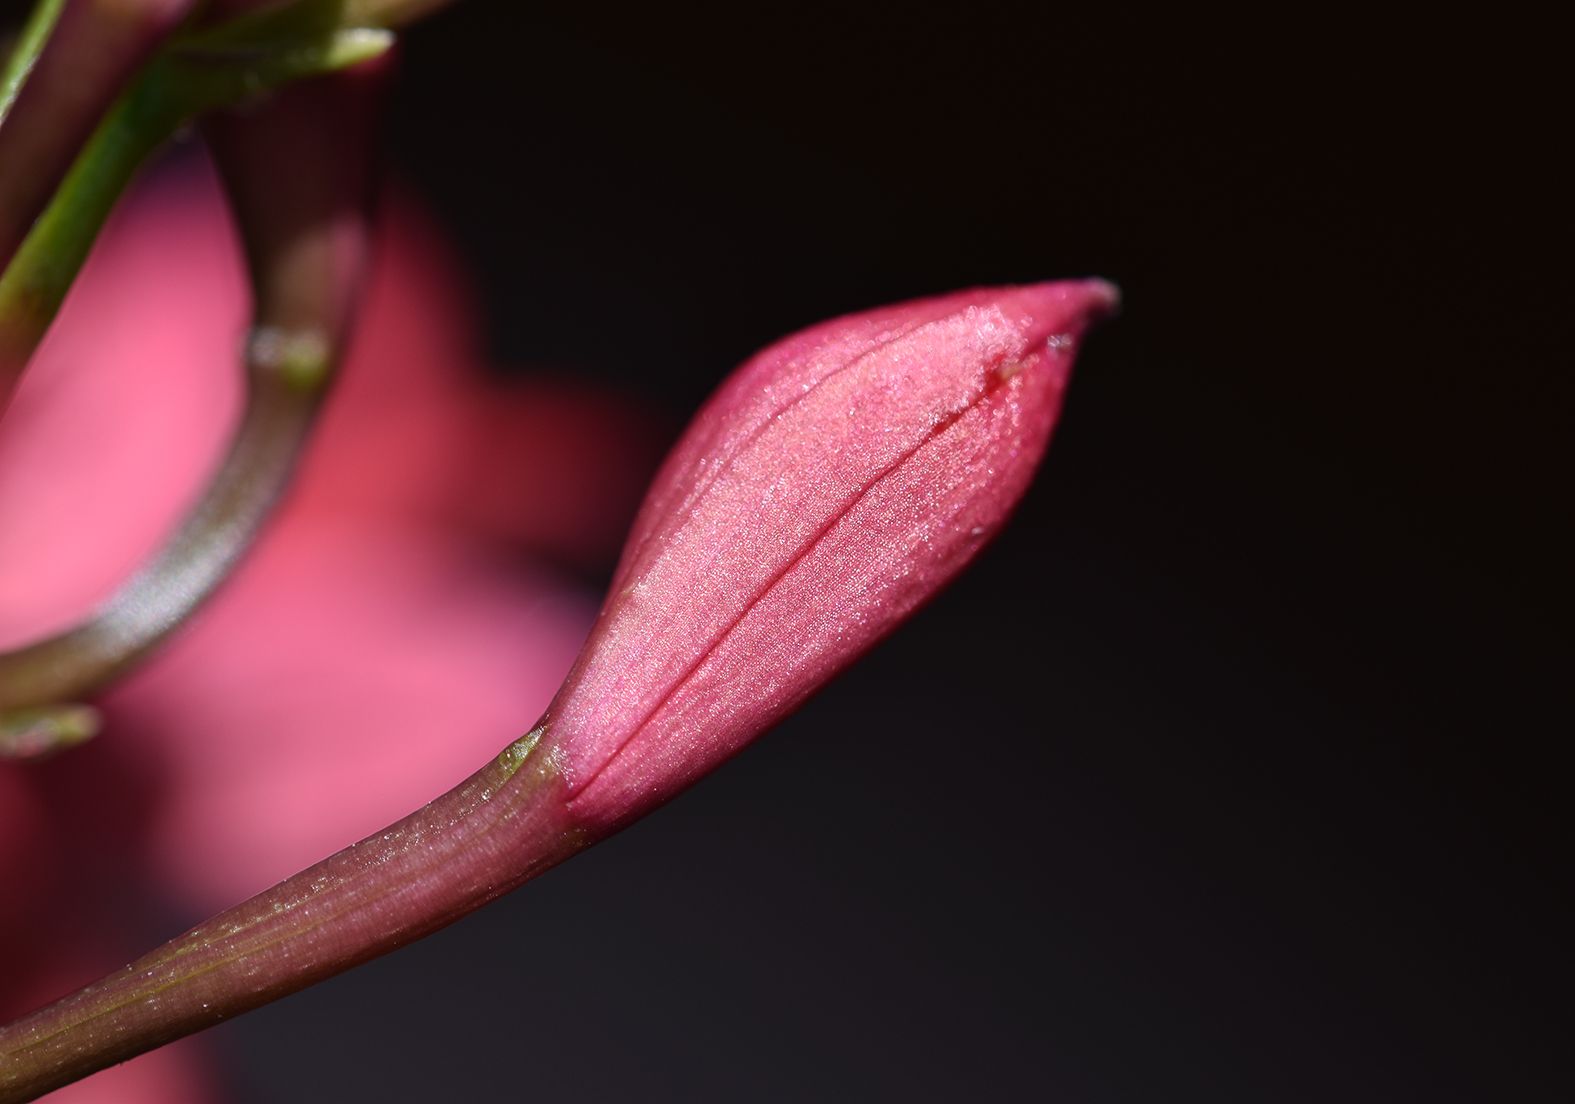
[198, 5, 1567, 1102]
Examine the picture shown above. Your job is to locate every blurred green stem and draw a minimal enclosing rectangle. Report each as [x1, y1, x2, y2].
[0, 364, 330, 713]
[0, 6, 389, 414]
[0, 22, 387, 720]
[0, 58, 185, 408]
[0, 0, 64, 120]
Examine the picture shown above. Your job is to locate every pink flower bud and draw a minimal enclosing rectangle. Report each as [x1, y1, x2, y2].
[543, 279, 1118, 830]
[0, 281, 1116, 1096]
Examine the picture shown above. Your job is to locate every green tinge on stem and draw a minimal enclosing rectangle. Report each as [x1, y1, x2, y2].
[0, 0, 64, 121]
[0, 0, 199, 280]
[0, 726, 584, 1104]
[0, 20, 390, 414]
[332, 0, 457, 32]
[0, 704, 99, 758]
[0, 63, 182, 411]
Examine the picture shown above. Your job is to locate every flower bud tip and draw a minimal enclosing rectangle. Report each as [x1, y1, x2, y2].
[543, 278, 1116, 830]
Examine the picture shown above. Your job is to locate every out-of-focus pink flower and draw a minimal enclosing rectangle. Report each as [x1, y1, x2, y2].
[0, 154, 659, 1098]
[544, 279, 1116, 830]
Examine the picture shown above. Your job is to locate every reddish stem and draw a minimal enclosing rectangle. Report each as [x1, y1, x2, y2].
[0, 727, 582, 1103]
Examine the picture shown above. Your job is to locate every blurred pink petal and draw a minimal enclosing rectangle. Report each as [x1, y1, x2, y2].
[0, 770, 52, 951]
[436, 376, 665, 565]
[289, 203, 663, 562]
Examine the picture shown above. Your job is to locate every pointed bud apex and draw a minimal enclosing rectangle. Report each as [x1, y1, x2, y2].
[543, 279, 1117, 829]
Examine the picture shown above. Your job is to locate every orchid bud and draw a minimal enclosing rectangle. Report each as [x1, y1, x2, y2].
[544, 279, 1118, 830]
[0, 279, 1116, 1101]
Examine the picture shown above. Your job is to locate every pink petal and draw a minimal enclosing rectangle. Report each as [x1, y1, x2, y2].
[545, 281, 1117, 828]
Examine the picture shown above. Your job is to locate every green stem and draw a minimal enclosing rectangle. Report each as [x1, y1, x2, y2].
[0, 62, 185, 405]
[0, 0, 64, 121]
[1, 1, 198, 277]
[0, 57, 385, 717]
[0, 19, 388, 413]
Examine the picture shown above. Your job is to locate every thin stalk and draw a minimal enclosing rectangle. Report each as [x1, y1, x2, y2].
[0, 59, 184, 412]
[0, 0, 65, 118]
[0, 726, 587, 1103]
[0, 16, 388, 414]
[0, 360, 328, 711]
[0, 0, 195, 273]
[0, 61, 384, 718]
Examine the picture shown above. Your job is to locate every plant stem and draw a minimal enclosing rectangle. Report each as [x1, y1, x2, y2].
[0, 61, 384, 717]
[0, 704, 98, 758]
[0, 0, 196, 275]
[0, 58, 184, 412]
[0, 358, 328, 711]
[0, 0, 64, 119]
[0, 13, 389, 415]
[0, 20, 390, 723]
[0, 727, 584, 1103]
